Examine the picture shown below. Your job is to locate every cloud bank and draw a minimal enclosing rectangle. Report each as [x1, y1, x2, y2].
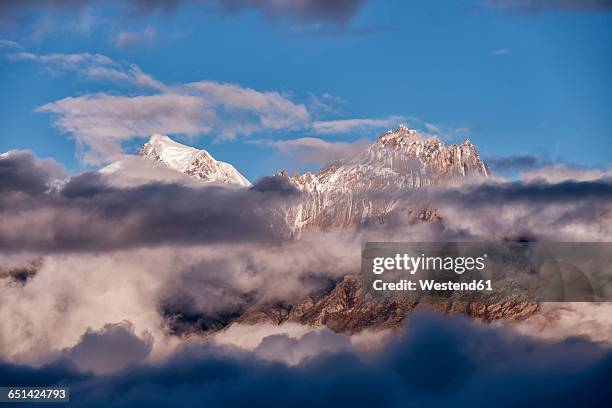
[1, 312, 611, 407]
[1, 151, 611, 361]
[0, 152, 300, 252]
[1, 150, 611, 382]
[3, 151, 611, 254]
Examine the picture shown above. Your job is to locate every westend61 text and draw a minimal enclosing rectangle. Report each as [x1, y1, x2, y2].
[372, 279, 493, 292]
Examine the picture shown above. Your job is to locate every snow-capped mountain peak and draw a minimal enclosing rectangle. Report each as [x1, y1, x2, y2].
[377, 124, 424, 146]
[139, 134, 251, 187]
[279, 124, 490, 230]
[289, 125, 489, 192]
[371, 125, 489, 178]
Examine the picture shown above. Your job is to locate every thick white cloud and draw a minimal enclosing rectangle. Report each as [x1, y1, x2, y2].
[38, 82, 310, 163]
[514, 303, 612, 343]
[38, 93, 214, 162]
[180, 81, 311, 136]
[254, 329, 352, 365]
[213, 322, 317, 351]
[0, 235, 360, 364]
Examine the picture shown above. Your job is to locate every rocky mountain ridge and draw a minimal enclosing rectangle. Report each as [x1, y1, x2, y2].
[236, 276, 539, 334]
[278, 124, 489, 231]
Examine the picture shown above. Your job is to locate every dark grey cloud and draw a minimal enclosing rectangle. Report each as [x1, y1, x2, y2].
[60, 321, 153, 374]
[250, 174, 300, 195]
[2, 151, 611, 252]
[0, 151, 64, 195]
[483, 155, 606, 178]
[215, 0, 367, 24]
[413, 177, 612, 242]
[0, 153, 299, 252]
[488, 0, 612, 12]
[0, 0, 366, 25]
[330, 174, 612, 242]
[484, 154, 547, 172]
[1, 312, 611, 407]
[439, 177, 612, 206]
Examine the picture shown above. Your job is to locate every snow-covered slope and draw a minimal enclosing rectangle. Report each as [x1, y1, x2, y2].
[279, 125, 489, 231]
[139, 134, 251, 187]
[290, 124, 488, 192]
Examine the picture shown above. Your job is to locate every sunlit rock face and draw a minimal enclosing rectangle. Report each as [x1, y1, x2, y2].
[236, 276, 539, 335]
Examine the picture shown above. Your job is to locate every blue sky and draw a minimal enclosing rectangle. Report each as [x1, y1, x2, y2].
[0, 0, 610, 180]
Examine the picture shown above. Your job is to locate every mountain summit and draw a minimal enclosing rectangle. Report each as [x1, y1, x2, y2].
[280, 125, 490, 230]
[289, 125, 488, 192]
[139, 134, 251, 187]
[374, 124, 489, 179]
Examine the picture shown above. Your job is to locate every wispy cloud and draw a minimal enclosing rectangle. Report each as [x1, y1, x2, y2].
[37, 82, 310, 163]
[307, 92, 345, 115]
[4, 47, 411, 164]
[255, 137, 369, 166]
[285, 23, 395, 37]
[311, 116, 404, 135]
[4, 46, 420, 165]
[115, 26, 157, 49]
[406, 118, 471, 141]
[490, 48, 512, 56]
[7, 51, 164, 90]
[3, 47, 313, 163]
[0, 39, 21, 50]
